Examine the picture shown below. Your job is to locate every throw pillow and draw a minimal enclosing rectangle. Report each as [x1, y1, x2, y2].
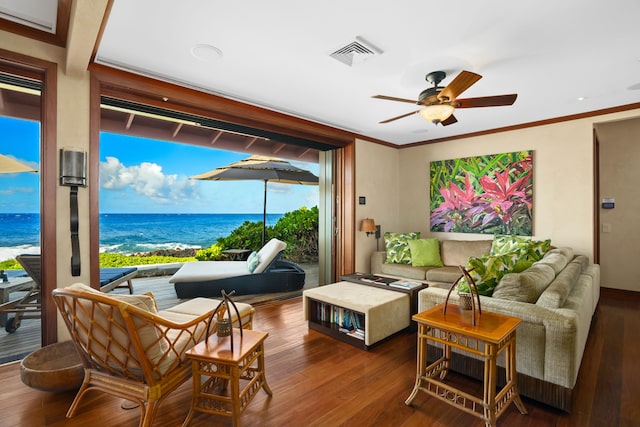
[246, 251, 260, 273]
[490, 234, 531, 256]
[408, 238, 443, 267]
[384, 232, 420, 264]
[457, 251, 521, 296]
[523, 239, 552, 261]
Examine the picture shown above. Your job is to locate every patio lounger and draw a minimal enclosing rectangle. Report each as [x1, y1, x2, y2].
[99, 267, 138, 293]
[169, 238, 305, 298]
[0, 256, 138, 333]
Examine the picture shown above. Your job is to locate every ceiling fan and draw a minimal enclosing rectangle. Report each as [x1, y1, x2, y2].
[373, 70, 517, 126]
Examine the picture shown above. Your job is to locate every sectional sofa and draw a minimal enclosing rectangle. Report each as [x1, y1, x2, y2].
[371, 238, 600, 411]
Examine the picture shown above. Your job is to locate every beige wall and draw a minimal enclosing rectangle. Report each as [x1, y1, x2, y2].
[354, 140, 400, 272]
[356, 108, 640, 274]
[595, 117, 640, 291]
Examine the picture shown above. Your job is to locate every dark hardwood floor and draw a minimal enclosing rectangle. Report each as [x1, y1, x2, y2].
[1, 292, 638, 427]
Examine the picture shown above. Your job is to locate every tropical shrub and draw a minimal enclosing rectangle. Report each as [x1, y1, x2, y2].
[216, 220, 270, 253]
[215, 206, 318, 263]
[99, 253, 196, 267]
[195, 243, 224, 261]
[272, 206, 318, 262]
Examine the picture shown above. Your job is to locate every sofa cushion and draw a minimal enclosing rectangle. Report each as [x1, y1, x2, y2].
[492, 263, 556, 303]
[408, 238, 443, 267]
[440, 240, 492, 267]
[571, 254, 590, 272]
[536, 251, 569, 275]
[547, 247, 574, 260]
[425, 266, 464, 284]
[536, 262, 582, 309]
[380, 262, 428, 280]
[384, 232, 420, 264]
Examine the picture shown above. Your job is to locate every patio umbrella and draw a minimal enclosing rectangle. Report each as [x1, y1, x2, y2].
[191, 155, 319, 245]
[0, 154, 37, 174]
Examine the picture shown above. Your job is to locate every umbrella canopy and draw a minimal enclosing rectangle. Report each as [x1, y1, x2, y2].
[192, 155, 319, 245]
[0, 154, 37, 174]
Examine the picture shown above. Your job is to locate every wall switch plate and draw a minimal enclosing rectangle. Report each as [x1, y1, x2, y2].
[359, 196, 366, 205]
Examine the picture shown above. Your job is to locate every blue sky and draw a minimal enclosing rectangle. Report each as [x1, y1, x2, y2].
[0, 116, 319, 214]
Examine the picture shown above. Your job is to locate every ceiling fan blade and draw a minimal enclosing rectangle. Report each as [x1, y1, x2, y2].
[455, 94, 518, 108]
[372, 94, 418, 104]
[441, 114, 458, 126]
[438, 70, 482, 102]
[379, 110, 420, 124]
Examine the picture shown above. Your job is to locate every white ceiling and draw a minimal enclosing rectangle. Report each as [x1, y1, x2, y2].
[6, 0, 640, 145]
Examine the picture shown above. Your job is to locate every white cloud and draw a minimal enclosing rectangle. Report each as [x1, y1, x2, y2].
[0, 187, 35, 196]
[100, 156, 199, 204]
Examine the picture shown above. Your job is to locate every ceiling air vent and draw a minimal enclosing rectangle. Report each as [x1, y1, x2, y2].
[330, 36, 382, 66]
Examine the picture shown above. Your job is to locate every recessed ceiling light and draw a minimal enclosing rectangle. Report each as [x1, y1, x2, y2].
[190, 44, 223, 63]
[577, 97, 586, 101]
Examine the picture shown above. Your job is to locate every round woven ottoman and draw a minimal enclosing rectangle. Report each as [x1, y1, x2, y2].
[20, 341, 84, 392]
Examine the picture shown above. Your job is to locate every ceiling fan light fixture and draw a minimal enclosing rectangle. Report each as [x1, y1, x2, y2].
[418, 104, 455, 124]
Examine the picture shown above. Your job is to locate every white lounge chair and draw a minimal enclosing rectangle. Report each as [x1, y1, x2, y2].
[169, 238, 305, 298]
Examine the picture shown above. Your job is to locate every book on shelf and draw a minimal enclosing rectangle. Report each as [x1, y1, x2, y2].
[347, 328, 365, 340]
[389, 280, 423, 290]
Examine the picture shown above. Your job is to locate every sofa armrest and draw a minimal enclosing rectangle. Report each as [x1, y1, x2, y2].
[370, 251, 386, 275]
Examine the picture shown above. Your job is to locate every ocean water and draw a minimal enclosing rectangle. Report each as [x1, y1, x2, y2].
[0, 213, 283, 261]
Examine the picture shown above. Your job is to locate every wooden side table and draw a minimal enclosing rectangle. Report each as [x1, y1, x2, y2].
[182, 329, 272, 427]
[406, 304, 527, 427]
[222, 249, 252, 261]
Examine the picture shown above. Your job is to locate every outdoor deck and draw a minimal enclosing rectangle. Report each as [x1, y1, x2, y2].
[0, 262, 318, 364]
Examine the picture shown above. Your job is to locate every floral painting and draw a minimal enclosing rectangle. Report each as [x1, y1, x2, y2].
[430, 151, 533, 235]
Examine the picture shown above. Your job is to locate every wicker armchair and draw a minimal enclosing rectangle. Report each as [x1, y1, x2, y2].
[52, 283, 254, 427]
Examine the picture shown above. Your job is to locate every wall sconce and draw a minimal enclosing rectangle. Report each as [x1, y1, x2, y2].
[360, 218, 381, 250]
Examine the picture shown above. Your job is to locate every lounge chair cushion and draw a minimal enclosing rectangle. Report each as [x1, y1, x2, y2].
[169, 261, 250, 283]
[254, 238, 287, 273]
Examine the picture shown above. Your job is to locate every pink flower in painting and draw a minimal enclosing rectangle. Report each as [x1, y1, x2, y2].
[431, 173, 483, 232]
[479, 170, 531, 226]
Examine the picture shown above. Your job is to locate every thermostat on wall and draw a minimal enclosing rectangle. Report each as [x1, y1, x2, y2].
[601, 197, 615, 209]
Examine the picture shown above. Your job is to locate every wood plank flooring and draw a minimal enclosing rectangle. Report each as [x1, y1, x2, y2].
[0, 291, 638, 426]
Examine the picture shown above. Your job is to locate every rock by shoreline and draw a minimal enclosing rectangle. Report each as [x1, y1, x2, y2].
[131, 248, 198, 258]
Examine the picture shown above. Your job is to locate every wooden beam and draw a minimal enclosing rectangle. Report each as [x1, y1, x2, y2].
[297, 148, 311, 159]
[171, 122, 183, 138]
[210, 130, 222, 144]
[245, 137, 257, 149]
[125, 112, 134, 129]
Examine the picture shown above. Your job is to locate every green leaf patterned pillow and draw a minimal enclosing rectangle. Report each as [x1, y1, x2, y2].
[524, 239, 551, 261]
[384, 232, 420, 264]
[490, 235, 531, 256]
[491, 235, 551, 262]
[457, 251, 521, 296]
